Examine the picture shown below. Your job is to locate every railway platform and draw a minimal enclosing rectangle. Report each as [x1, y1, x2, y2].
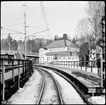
[39, 64, 105, 95]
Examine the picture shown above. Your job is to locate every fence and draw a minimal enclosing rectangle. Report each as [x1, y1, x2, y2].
[0, 58, 33, 101]
[52, 60, 99, 74]
[1, 50, 38, 56]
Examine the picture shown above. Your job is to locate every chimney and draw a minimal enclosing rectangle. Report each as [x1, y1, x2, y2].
[63, 34, 67, 40]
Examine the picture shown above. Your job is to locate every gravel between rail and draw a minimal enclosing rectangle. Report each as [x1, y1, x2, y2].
[38, 69, 62, 104]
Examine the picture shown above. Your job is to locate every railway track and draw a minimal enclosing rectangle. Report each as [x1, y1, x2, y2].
[36, 68, 64, 104]
[35, 66, 92, 104]
[4, 65, 92, 104]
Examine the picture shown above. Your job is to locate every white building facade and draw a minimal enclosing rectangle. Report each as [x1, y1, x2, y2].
[39, 34, 79, 64]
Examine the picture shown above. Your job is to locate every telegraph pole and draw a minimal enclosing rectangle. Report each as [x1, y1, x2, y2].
[24, 8, 27, 60]
[22, 3, 27, 60]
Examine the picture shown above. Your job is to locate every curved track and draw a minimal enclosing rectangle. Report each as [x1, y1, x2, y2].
[35, 68, 64, 104]
[35, 66, 92, 104]
[36, 69, 45, 104]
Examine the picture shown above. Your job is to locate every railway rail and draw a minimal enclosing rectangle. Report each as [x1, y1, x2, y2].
[35, 66, 92, 104]
[36, 67, 64, 104]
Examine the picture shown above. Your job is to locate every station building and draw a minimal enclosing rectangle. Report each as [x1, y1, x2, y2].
[39, 34, 80, 64]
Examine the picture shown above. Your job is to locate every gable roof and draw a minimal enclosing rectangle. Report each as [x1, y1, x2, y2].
[45, 39, 78, 49]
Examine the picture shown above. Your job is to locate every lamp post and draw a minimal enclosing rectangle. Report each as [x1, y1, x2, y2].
[22, 3, 27, 60]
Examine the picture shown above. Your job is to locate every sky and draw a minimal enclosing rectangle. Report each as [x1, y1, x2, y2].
[1, 1, 88, 41]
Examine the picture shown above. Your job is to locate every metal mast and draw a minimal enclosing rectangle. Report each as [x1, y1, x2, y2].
[22, 3, 27, 60]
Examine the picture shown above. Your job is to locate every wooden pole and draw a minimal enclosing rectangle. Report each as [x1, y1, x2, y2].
[12, 59, 15, 82]
[18, 61, 20, 89]
[2, 60, 5, 101]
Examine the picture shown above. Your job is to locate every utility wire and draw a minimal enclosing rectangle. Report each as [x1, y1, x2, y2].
[26, 29, 49, 38]
[0, 26, 24, 34]
[1, 33, 22, 35]
[40, 1, 52, 39]
[40, 1, 48, 29]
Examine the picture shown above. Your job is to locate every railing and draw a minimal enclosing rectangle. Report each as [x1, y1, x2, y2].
[52, 60, 99, 75]
[1, 50, 17, 54]
[0, 58, 33, 101]
[1, 50, 38, 56]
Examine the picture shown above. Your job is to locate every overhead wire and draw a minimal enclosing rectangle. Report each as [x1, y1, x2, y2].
[40, 1, 48, 29]
[26, 29, 49, 38]
[1, 33, 22, 35]
[1, 3, 52, 40]
[0, 26, 24, 34]
[40, 1, 52, 39]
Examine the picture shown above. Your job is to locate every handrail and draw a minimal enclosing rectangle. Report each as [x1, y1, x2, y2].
[0, 58, 33, 101]
[1, 50, 38, 56]
[0, 58, 30, 61]
[51, 60, 98, 75]
[52, 60, 97, 67]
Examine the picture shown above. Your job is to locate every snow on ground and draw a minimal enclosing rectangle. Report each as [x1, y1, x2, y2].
[6, 69, 42, 104]
[88, 95, 105, 104]
[47, 70, 86, 104]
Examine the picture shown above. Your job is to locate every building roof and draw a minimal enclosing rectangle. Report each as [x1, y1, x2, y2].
[45, 39, 79, 49]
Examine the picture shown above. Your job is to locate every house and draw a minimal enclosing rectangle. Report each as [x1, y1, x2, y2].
[39, 34, 79, 64]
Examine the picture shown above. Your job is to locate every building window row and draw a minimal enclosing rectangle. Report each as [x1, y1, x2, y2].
[57, 56, 78, 60]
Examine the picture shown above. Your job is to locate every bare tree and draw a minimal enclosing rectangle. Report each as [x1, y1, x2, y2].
[76, 17, 93, 42]
[86, 1, 105, 39]
[86, 1, 105, 18]
[75, 1, 105, 48]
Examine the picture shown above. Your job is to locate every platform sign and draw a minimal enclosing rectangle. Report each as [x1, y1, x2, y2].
[89, 49, 96, 66]
[89, 49, 96, 61]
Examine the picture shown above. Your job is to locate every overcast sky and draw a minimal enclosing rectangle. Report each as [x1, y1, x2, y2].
[1, 1, 88, 40]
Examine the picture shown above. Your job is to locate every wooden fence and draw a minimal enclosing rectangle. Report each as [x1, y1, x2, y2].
[0, 58, 33, 101]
